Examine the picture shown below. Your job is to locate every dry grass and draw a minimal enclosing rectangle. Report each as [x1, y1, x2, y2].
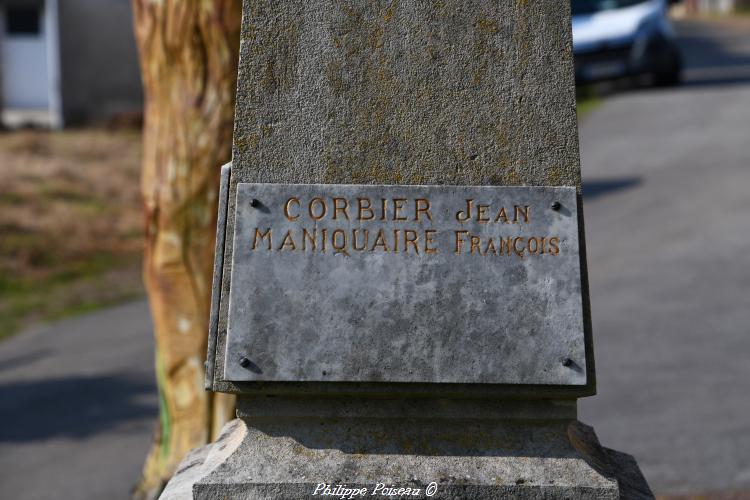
[0, 128, 145, 338]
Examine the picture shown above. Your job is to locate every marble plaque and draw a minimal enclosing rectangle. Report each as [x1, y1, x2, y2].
[223, 183, 586, 385]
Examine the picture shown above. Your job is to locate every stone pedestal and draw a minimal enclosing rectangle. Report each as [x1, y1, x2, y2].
[161, 397, 652, 499]
[157, 0, 655, 498]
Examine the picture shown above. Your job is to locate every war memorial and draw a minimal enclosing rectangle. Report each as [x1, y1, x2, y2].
[160, 0, 654, 498]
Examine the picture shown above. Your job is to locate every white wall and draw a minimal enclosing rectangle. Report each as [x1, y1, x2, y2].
[696, 0, 736, 13]
[0, 3, 50, 110]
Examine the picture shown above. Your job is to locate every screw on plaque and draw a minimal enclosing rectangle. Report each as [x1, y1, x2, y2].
[551, 201, 562, 211]
[562, 357, 574, 367]
[239, 357, 251, 368]
[250, 198, 260, 208]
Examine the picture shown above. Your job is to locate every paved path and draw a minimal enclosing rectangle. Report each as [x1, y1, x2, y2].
[1, 18, 749, 500]
[0, 301, 156, 500]
[578, 19, 750, 495]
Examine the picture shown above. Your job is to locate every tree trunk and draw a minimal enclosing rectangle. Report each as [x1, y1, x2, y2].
[130, 1, 241, 497]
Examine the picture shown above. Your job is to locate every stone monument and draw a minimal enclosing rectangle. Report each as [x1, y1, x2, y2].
[160, 1, 653, 498]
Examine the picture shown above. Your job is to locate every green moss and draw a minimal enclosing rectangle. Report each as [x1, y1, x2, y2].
[156, 351, 172, 461]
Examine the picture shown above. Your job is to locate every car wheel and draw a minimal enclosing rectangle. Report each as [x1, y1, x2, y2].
[654, 49, 683, 87]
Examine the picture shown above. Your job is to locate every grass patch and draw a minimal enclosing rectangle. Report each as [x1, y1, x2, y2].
[0, 192, 26, 205]
[0, 262, 143, 340]
[576, 85, 602, 119]
[0, 128, 144, 339]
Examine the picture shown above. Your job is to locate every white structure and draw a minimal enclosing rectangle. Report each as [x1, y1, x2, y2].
[684, 0, 740, 13]
[699, 0, 736, 12]
[0, 0, 142, 128]
[0, 0, 60, 127]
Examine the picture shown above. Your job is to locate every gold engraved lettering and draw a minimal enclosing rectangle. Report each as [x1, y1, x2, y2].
[393, 199, 407, 221]
[484, 238, 497, 255]
[415, 199, 433, 222]
[477, 204, 490, 223]
[494, 207, 509, 224]
[405, 230, 420, 254]
[309, 197, 327, 221]
[331, 229, 349, 255]
[284, 197, 300, 221]
[454, 230, 469, 255]
[514, 205, 530, 224]
[278, 230, 297, 251]
[332, 197, 350, 220]
[549, 237, 560, 256]
[499, 236, 512, 255]
[539, 236, 548, 255]
[470, 235, 482, 255]
[393, 229, 400, 253]
[527, 237, 539, 255]
[380, 198, 387, 221]
[425, 230, 438, 254]
[302, 228, 317, 251]
[352, 229, 369, 251]
[358, 198, 375, 220]
[371, 229, 389, 252]
[252, 228, 273, 250]
[513, 237, 526, 258]
[321, 229, 328, 252]
[456, 199, 473, 223]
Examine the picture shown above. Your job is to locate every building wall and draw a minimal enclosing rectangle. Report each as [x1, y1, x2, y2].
[58, 0, 142, 125]
[0, 0, 49, 110]
[684, 0, 739, 13]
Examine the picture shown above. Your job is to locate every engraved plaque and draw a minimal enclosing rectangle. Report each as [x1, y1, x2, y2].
[224, 184, 586, 385]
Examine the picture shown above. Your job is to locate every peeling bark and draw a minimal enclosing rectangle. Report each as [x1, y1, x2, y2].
[130, 1, 241, 497]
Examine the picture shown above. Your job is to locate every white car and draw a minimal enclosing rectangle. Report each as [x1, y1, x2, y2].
[572, 0, 682, 86]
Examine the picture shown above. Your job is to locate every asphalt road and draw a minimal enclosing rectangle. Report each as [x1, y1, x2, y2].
[1, 17, 749, 500]
[0, 302, 156, 500]
[578, 19, 750, 495]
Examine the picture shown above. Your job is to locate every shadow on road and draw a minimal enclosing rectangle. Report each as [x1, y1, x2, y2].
[677, 21, 750, 69]
[0, 349, 53, 374]
[681, 74, 750, 88]
[583, 177, 642, 200]
[677, 20, 750, 88]
[0, 374, 156, 442]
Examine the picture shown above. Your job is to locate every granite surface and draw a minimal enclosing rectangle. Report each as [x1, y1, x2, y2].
[159, 404, 653, 500]
[208, 0, 593, 394]
[232, 0, 581, 187]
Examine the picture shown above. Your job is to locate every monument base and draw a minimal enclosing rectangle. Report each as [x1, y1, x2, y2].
[159, 397, 653, 500]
